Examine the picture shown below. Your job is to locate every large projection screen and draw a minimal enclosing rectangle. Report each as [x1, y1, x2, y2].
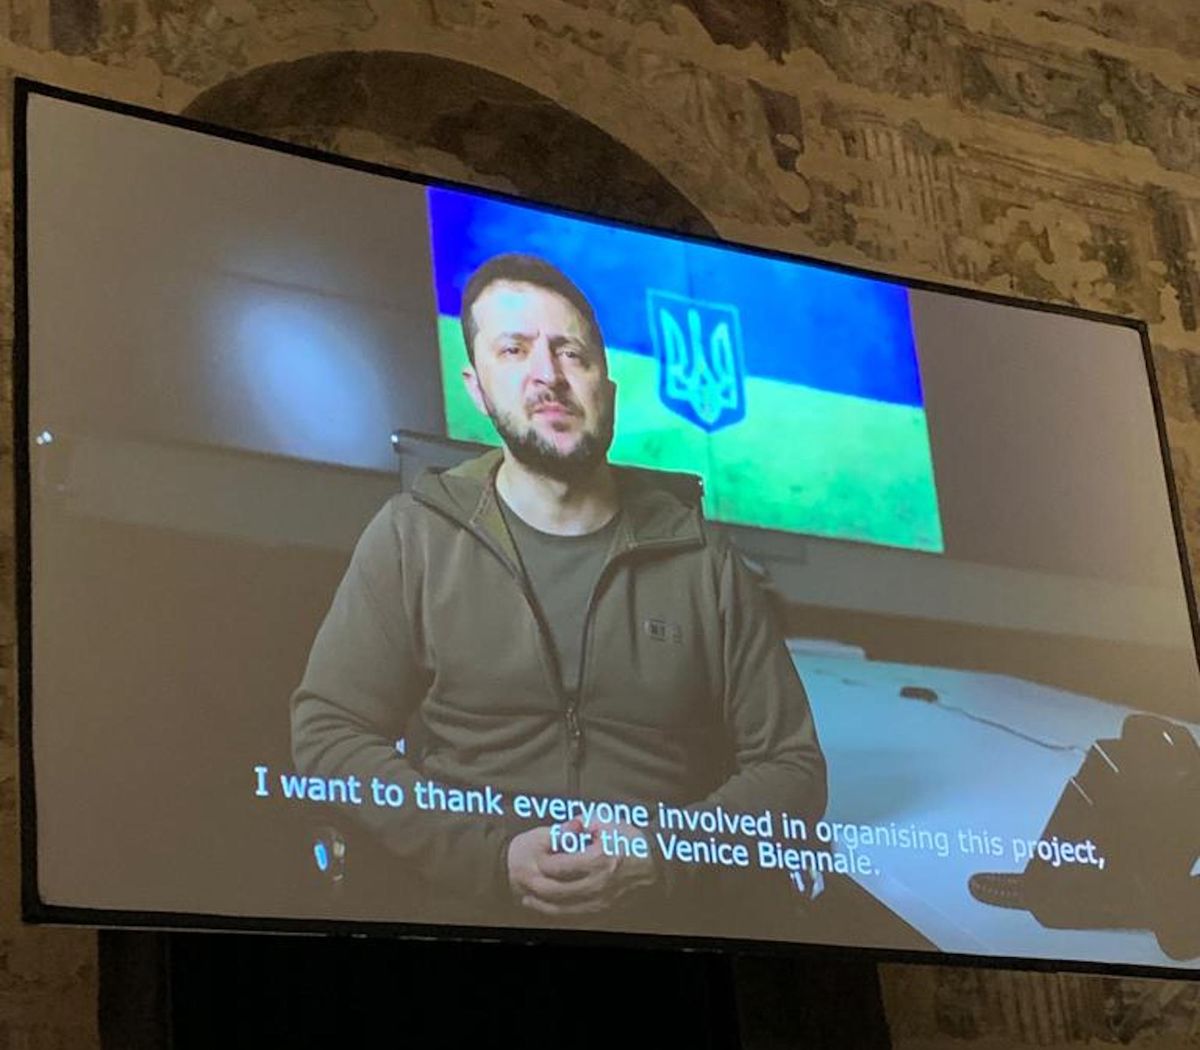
[18, 82, 1200, 974]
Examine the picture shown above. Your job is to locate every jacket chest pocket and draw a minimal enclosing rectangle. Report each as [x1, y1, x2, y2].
[583, 603, 720, 728]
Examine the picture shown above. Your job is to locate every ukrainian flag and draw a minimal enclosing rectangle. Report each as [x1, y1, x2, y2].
[428, 188, 943, 553]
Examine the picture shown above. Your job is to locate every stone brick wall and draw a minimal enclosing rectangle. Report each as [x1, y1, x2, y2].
[3, 1, 1200, 1046]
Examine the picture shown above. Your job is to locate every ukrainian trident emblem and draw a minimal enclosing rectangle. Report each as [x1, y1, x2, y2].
[647, 290, 746, 433]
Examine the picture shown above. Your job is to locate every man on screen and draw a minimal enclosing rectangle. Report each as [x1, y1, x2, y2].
[292, 253, 826, 934]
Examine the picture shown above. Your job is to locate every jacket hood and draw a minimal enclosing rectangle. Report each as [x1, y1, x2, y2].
[411, 449, 705, 555]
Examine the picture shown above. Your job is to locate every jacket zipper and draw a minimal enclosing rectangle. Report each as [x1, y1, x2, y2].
[564, 551, 624, 794]
[489, 532, 697, 796]
[413, 493, 586, 793]
[569, 536, 689, 790]
[482, 532, 585, 791]
[413, 491, 699, 798]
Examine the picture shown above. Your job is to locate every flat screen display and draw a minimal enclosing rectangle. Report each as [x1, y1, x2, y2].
[19, 83, 1200, 972]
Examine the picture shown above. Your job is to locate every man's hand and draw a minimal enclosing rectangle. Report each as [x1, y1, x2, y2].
[507, 820, 657, 916]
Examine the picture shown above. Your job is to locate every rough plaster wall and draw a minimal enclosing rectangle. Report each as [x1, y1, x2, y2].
[3, 0, 1200, 1046]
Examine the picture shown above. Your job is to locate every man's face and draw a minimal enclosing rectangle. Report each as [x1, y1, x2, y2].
[463, 280, 615, 481]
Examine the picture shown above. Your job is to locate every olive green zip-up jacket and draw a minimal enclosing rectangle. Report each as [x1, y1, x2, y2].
[292, 450, 826, 932]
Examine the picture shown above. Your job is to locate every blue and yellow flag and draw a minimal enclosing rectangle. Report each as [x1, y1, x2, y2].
[427, 187, 943, 553]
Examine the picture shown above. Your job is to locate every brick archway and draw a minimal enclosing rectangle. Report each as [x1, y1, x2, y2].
[184, 50, 715, 238]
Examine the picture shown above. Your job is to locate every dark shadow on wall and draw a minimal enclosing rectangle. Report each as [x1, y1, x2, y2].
[182, 50, 717, 239]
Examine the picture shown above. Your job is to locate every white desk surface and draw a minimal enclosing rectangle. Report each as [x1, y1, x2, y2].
[791, 646, 1200, 969]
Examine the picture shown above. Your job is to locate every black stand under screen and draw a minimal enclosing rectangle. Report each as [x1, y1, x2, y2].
[98, 929, 895, 1049]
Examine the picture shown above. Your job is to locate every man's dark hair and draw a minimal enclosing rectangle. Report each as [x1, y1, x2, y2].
[460, 253, 605, 365]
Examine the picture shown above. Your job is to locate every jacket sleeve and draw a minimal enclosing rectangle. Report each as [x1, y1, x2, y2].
[290, 499, 514, 902]
[651, 540, 827, 915]
[652, 537, 830, 897]
[702, 540, 828, 823]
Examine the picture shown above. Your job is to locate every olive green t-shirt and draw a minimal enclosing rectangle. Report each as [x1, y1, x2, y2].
[498, 496, 619, 695]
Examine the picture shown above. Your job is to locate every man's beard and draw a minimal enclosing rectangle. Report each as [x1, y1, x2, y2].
[485, 392, 614, 483]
